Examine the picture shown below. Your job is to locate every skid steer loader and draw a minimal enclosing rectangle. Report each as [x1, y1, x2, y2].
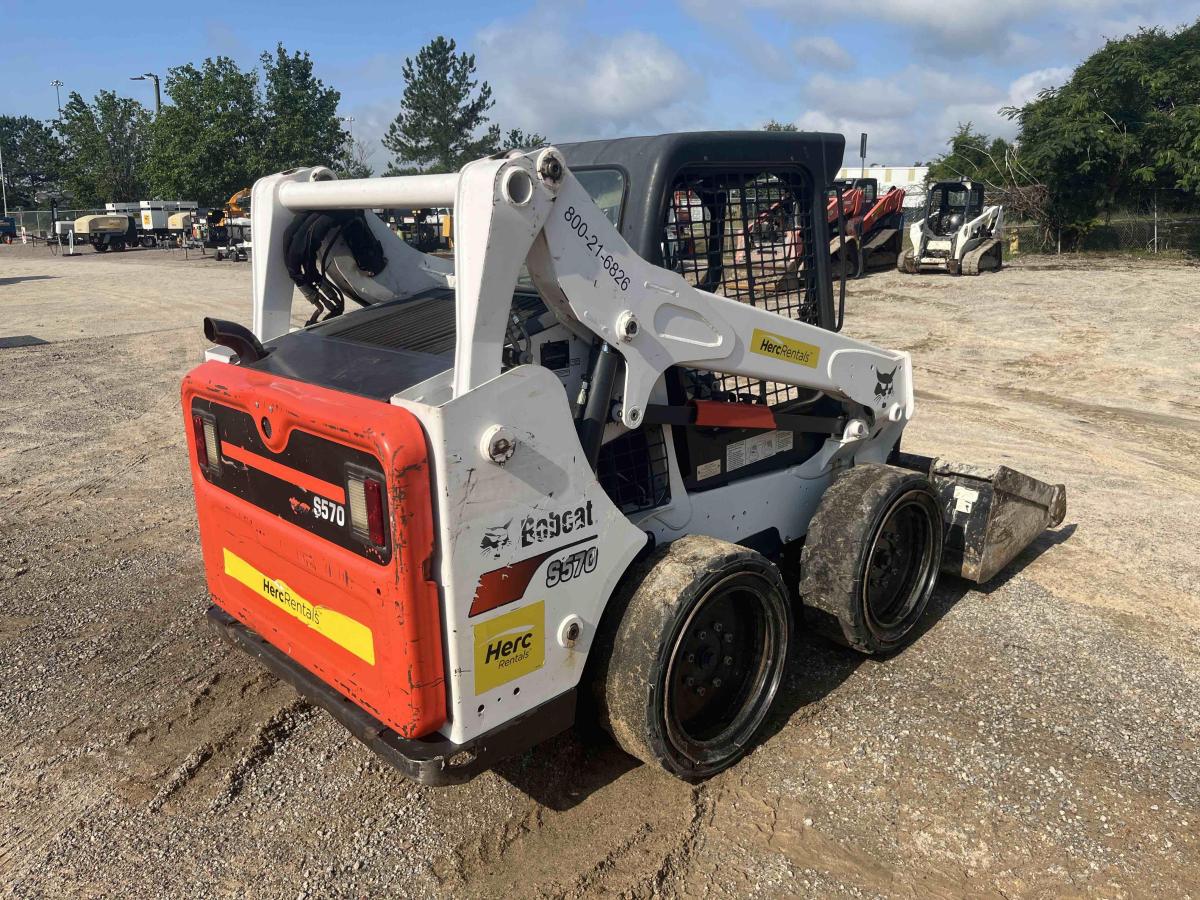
[183, 132, 1065, 784]
[899, 180, 1003, 275]
[833, 178, 907, 278]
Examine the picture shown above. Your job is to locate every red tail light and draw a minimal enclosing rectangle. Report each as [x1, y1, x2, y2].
[192, 413, 207, 463]
[348, 471, 387, 547]
[364, 477, 385, 546]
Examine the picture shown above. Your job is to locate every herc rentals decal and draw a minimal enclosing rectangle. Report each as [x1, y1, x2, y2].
[222, 548, 376, 665]
[749, 328, 821, 369]
[473, 601, 545, 694]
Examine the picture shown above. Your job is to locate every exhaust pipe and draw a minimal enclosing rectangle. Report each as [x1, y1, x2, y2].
[203, 317, 267, 364]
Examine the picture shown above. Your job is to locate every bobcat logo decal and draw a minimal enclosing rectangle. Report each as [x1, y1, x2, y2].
[480, 522, 512, 559]
[874, 367, 897, 401]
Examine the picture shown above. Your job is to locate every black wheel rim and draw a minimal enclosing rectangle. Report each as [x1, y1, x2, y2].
[663, 573, 784, 764]
[863, 493, 937, 635]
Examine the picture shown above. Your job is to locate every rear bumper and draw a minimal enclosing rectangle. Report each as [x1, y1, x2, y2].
[207, 606, 577, 786]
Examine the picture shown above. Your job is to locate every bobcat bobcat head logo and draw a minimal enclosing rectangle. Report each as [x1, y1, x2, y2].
[480, 522, 512, 559]
[874, 367, 897, 401]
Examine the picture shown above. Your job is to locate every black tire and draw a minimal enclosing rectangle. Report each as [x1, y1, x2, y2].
[111, 239, 126, 252]
[93, 242, 108, 253]
[800, 464, 943, 655]
[594, 534, 791, 780]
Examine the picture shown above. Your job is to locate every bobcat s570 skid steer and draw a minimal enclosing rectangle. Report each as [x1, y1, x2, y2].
[183, 132, 1066, 784]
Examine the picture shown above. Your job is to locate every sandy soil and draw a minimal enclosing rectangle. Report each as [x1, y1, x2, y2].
[1, 243, 1198, 898]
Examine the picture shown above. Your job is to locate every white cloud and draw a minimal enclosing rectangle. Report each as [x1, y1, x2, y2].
[793, 36, 854, 69]
[794, 63, 1075, 164]
[474, 12, 701, 142]
[682, 0, 1200, 60]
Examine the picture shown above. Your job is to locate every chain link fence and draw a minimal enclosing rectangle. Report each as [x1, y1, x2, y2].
[1007, 215, 1200, 257]
[5, 208, 106, 239]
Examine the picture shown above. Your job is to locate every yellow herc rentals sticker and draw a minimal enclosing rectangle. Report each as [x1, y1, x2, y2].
[749, 328, 821, 368]
[473, 601, 545, 694]
[222, 548, 376, 665]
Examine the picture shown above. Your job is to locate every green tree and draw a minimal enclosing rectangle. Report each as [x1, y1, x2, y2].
[927, 124, 1014, 188]
[146, 56, 264, 206]
[500, 128, 547, 151]
[335, 136, 375, 179]
[0, 115, 63, 208]
[763, 119, 798, 132]
[58, 90, 150, 205]
[1006, 20, 1200, 231]
[382, 36, 500, 174]
[260, 44, 346, 173]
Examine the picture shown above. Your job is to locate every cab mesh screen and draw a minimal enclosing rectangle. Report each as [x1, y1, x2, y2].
[664, 168, 821, 408]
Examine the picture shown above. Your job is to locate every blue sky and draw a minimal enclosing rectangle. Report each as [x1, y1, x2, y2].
[3, 0, 1198, 170]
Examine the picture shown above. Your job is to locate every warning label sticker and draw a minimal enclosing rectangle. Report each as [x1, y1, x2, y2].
[473, 600, 545, 694]
[726, 430, 793, 472]
[696, 459, 722, 481]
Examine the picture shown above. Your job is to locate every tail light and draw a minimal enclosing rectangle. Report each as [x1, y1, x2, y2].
[192, 413, 219, 472]
[348, 471, 387, 546]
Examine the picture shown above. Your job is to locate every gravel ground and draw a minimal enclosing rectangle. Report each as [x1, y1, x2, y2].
[1, 244, 1198, 897]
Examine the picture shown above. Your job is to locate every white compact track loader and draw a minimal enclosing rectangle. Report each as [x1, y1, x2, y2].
[183, 133, 1065, 784]
[899, 180, 1004, 275]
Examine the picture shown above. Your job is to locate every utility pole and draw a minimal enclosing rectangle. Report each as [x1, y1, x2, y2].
[340, 116, 355, 139]
[51, 79, 64, 118]
[130, 72, 161, 115]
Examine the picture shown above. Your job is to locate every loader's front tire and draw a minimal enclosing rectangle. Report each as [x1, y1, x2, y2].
[800, 464, 943, 655]
[594, 535, 791, 781]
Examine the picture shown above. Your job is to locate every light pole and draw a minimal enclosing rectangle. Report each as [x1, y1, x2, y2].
[51, 79, 64, 119]
[0, 140, 7, 216]
[130, 72, 161, 115]
[340, 116, 355, 140]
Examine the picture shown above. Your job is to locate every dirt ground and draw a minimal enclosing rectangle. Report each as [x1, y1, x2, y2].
[1, 243, 1198, 898]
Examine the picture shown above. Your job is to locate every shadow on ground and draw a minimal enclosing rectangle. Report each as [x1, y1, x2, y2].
[496, 521, 1076, 811]
[0, 275, 56, 286]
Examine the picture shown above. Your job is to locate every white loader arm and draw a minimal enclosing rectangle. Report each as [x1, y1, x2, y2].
[250, 148, 913, 432]
[523, 153, 911, 428]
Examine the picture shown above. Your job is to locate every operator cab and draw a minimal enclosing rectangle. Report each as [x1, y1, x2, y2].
[924, 181, 984, 237]
[831, 177, 878, 206]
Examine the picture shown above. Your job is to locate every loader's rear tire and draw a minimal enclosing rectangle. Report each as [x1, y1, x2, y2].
[897, 250, 916, 274]
[594, 535, 791, 780]
[800, 464, 943, 655]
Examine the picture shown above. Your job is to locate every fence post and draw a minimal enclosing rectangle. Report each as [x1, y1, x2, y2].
[1153, 192, 1158, 254]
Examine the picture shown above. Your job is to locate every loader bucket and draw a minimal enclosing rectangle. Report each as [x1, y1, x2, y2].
[895, 454, 1067, 584]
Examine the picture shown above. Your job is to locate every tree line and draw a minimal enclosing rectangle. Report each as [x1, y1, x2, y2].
[0, 37, 543, 210]
[925, 19, 1200, 242]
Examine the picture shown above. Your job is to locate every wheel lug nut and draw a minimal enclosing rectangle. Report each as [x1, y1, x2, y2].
[724, 655, 733, 666]
[714, 622, 723, 633]
[686, 676, 695, 687]
[724, 633, 733, 643]
[712, 678, 722, 688]
[698, 630, 707, 639]
[687, 653, 695, 663]
[696, 686, 706, 696]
